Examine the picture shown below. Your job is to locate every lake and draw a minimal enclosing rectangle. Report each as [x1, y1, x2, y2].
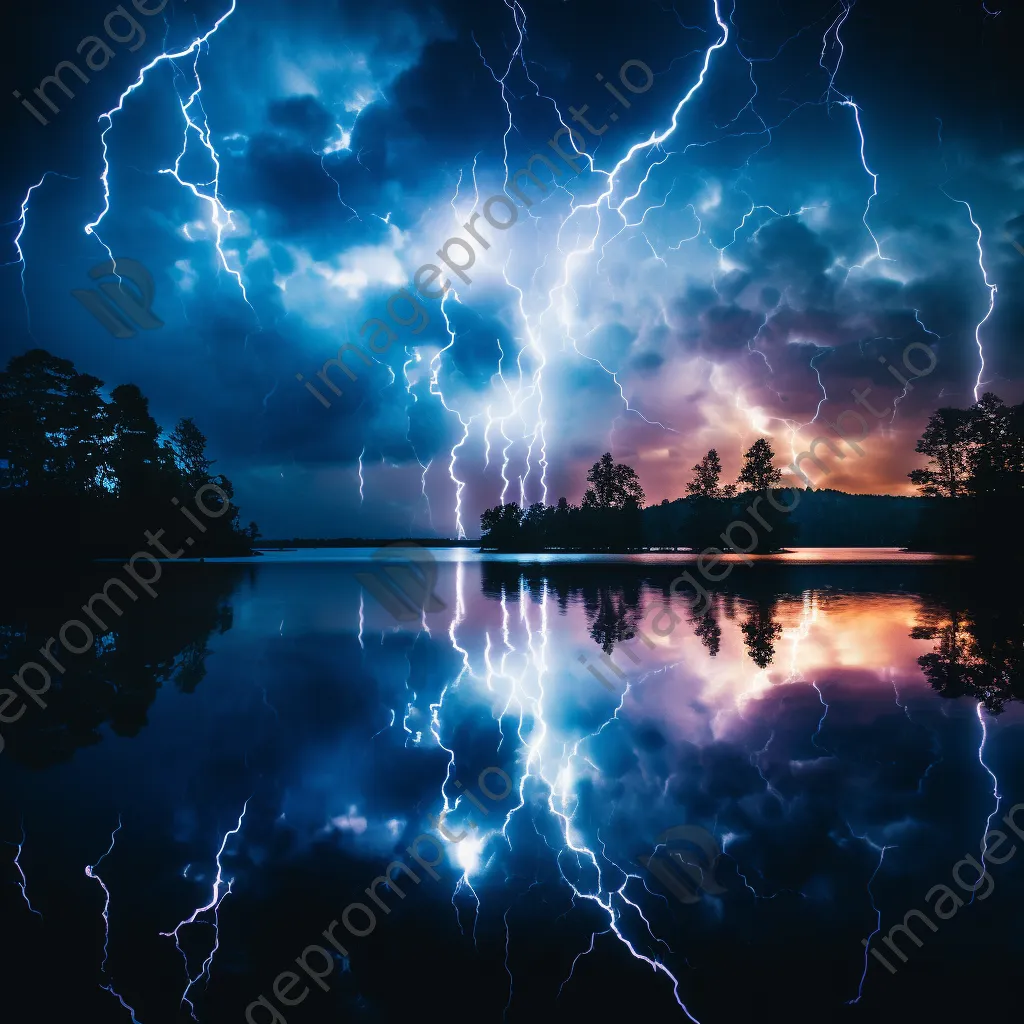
[2, 549, 1022, 1023]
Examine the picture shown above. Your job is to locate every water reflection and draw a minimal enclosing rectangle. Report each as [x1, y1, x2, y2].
[1, 555, 1022, 1024]
[0, 564, 246, 766]
[912, 601, 1024, 713]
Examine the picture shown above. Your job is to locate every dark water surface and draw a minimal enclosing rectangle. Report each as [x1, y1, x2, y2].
[2, 550, 1022, 1023]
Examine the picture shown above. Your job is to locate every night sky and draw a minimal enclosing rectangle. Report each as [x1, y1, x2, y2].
[2, 0, 1021, 537]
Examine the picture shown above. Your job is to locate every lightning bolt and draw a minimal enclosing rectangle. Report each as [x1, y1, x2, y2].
[455, 0, 737, 520]
[371, 707, 396, 740]
[836, 97, 892, 269]
[943, 193, 996, 401]
[442, 13, 748, 997]
[845, 825, 895, 1006]
[85, 818, 142, 1022]
[441, 575, 703, 1019]
[534, 0, 730, 452]
[750, 729, 783, 803]
[720, 830, 807, 901]
[397, 345, 434, 530]
[159, 799, 250, 1019]
[811, 682, 830, 752]
[974, 701, 1000, 903]
[780, 592, 830, 754]
[6, 822, 43, 919]
[432, 289, 476, 538]
[85, 1, 256, 320]
[725, 0, 954, 457]
[318, 149, 361, 222]
[500, 258, 550, 505]
[889, 311, 945, 422]
[4, 171, 77, 333]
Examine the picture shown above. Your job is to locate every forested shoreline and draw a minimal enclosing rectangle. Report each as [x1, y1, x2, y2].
[0, 349, 260, 562]
[481, 393, 1024, 556]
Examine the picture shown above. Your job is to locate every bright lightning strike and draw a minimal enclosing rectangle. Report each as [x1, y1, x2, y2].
[846, 826, 895, 1006]
[85, 817, 142, 1022]
[6, 822, 43, 919]
[85, 1, 256, 320]
[159, 799, 250, 1018]
[4, 171, 77, 332]
[946, 194, 997, 401]
[974, 702, 1000, 902]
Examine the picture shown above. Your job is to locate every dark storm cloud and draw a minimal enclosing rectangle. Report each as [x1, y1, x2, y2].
[266, 95, 335, 144]
[749, 217, 832, 283]
[689, 302, 765, 357]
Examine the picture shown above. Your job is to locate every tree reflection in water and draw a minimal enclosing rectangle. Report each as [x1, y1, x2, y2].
[0, 564, 247, 767]
[913, 597, 1024, 713]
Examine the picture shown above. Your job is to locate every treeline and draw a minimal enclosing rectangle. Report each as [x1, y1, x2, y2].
[646, 490, 940, 548]
[0, 349, 259, 560]
[906, 392, 1024, 555]
[481, 392, 1024, 555]
[669, 438, 798, 552]
[480, 453, 647, 551]
[480, 442, 799, 553]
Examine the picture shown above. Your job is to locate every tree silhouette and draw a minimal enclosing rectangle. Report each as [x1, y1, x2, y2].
[170, 417, 214, 492]
[59, 371, 108, 493]
[692, 607, 722, 657]
[908, 406, 973, 497]
[586, 584, 645, 654]
[912, 599, 1024, 714]
[585, 452, 646, 508]
[740, 600, 783, 668]
[0, 349, 105, 493]
[737, 438, 782, 493]
[106, 383, 173, 499]
[967, 393, 1024, 499]
[908, 392, 1024, 554]
[686, 449, 736, 499]
[480, 502, 525, 547]
[481, 453, 647, 551]
[0, 349, 258, 559]
[682, 449, 739, 550]
[909, 393, 1024, 501]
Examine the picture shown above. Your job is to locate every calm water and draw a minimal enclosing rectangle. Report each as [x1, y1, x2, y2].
[2, 552, 1022, 1023]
